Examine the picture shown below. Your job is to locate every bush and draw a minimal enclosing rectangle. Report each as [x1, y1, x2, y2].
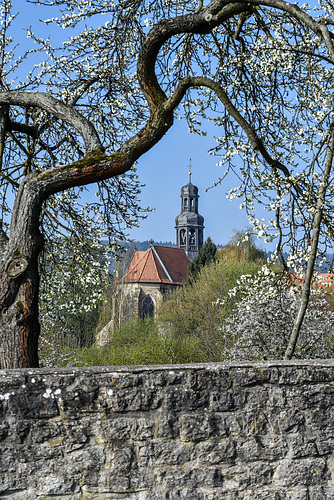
[159, 254, 265, 361]
[38, 336, 85, 367]
[78, 317, 206, 366]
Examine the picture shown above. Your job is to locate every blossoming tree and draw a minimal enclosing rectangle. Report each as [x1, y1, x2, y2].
[1, 0, 334, 367]
[219, 268, 334, 360]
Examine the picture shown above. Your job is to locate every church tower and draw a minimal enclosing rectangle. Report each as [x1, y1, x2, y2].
[175, 163, 204, 260]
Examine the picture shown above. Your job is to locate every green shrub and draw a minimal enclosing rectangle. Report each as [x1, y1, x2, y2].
[78, 317, 206, 366]
[159, 254, 266, 361]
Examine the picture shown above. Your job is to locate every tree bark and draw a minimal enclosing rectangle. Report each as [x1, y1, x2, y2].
[0, 174, 43, 368]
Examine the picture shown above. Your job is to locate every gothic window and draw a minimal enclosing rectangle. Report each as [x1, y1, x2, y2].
[142, 296, 154, 319]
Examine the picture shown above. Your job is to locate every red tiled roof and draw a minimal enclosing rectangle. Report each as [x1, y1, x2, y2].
[123, 245, 191, 285]
[291, 273, 334, 288]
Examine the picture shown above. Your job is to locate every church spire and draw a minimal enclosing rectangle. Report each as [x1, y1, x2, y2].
[175, 161, 205, 260]
[188, 158, 192, 184]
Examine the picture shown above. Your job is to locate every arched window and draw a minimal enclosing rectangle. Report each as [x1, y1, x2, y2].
[189, 229, 196, 247]
[142, 296, 154, 319]
[190, 198, 194, 210]
[184, 198, 188, 210]
[180, 229, 186, 247]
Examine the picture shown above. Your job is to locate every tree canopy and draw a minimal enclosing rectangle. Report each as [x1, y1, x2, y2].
[187, 236, 217, 283]
[1, 0, 334, 366]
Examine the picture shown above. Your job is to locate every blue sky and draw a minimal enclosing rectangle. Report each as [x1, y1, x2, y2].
[130, 119, 251, 246]
[15, 0, 268, 249]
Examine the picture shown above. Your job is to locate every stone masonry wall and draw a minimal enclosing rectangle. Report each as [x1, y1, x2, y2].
[1, 361, 334, 499]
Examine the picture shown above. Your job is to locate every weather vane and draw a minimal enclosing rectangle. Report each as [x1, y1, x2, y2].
[188, 158, 192, 182]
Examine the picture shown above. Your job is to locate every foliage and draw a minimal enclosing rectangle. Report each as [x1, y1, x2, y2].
[40, 249, 334, 367]
[224, 229, 267, 262]
[187, 236, 217, 284]
[79, 318, 206, 366]
[323, 280, 334, 312]
[39, 235, 111, 348]
[160, 253, 266, 361]
[38, 336, 85, 367]
[218, 268, 334, 360]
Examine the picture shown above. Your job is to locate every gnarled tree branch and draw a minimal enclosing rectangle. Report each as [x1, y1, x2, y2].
[137, 1, 251, 111]
[0, 91, 104, 154]
[0, 104, 9, 169]
[166, 75, 303, 195]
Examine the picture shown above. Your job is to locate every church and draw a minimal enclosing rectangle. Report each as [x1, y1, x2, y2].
[95, 169, 205, 345]
[120, 168, 205, 317]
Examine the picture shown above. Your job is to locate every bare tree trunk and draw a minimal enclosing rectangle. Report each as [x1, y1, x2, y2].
[0, 173, 43, 368]
[284, 125, 334, 359]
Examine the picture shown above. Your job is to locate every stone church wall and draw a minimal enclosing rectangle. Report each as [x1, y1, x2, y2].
[1, 360, 334, 499]
[95, 283, 180, 347]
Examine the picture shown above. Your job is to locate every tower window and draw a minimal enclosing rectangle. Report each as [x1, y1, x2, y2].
[180, 229, 186, 246]
[189, 229, 196, 247]
[190, 198, 194, 210]
[198, 230, 203, 247]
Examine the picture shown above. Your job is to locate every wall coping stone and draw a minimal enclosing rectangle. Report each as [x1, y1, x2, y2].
[2, 358, 334, 376]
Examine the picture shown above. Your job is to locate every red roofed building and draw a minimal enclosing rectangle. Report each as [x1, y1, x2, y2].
[95, 243, 191, 345]
[95, 170, 204, 346]
[290, 273, 334, 288]
[120, 243, 191, 320]
[123, 244, 190, 286]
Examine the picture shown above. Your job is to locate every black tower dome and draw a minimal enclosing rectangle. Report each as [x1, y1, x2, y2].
[175, 165, 204, 260]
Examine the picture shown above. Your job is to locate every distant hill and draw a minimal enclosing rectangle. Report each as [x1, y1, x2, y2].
[131, 240, 226, 251]
[131, 240, 176, 251]
[103, 239, 226, 273]
[103, 239, 334, 273]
